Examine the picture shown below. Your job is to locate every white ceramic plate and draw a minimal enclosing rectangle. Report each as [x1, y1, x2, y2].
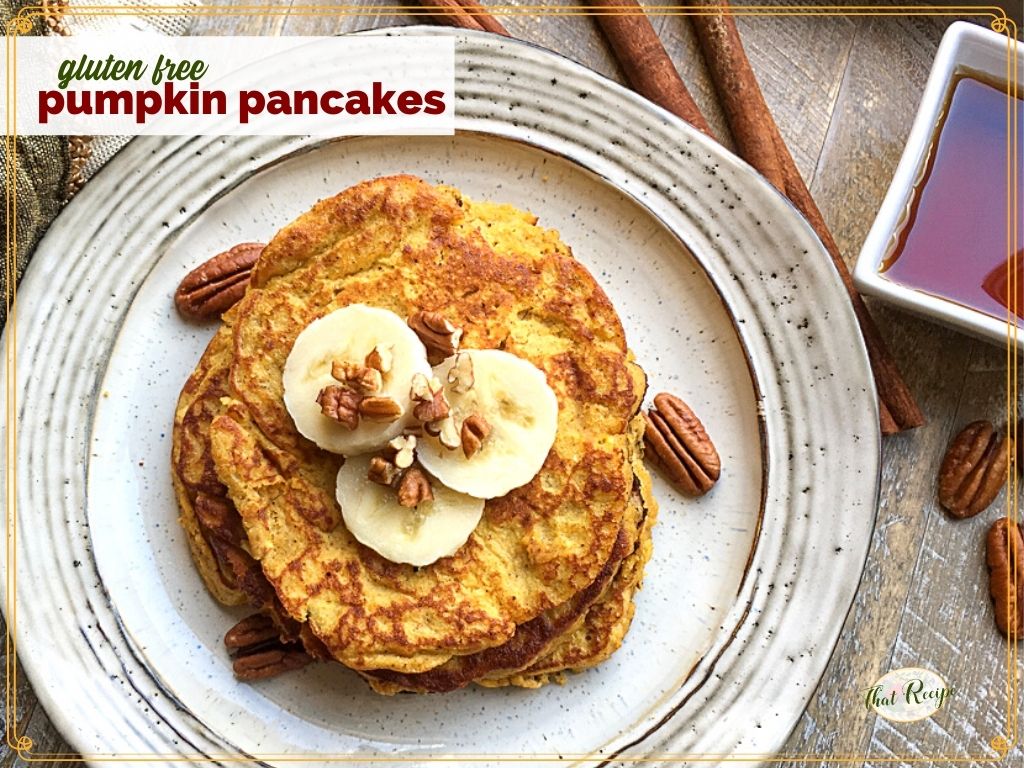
[2, 29, 879, 765]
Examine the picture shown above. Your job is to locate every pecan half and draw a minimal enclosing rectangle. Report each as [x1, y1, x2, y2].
[224, 612, 313, 681]
[224, 613, 279, 652]
[316, 385, 360, 429]
[986, 517, 1023, 639]
[396, 467, 433, 508]
[174, 242, 265, 320]
[359, 396, 403, 422]
[461, 413, 491, 459]
[938, 420, 1011, 518]
[232, 646, 313, 681]
[643, 392, 720, 496]
[409, 310, 462, 364]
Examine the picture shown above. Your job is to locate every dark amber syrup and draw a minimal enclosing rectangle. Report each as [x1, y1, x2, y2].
[881, 74, 1023, 322]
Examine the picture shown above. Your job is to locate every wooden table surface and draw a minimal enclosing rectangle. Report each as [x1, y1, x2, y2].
[5, 1, 1022, 765]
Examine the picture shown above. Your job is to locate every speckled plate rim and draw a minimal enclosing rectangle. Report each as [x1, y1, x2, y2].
[1, 27, 881, 765]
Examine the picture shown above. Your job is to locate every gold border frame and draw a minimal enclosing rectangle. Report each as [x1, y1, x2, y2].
[3, 3, 1019, 764]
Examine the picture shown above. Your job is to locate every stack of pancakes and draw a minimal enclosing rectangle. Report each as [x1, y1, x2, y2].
[171, 175, 657, 693]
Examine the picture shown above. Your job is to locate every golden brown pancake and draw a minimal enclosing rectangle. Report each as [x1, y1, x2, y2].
[171, 335, 651, 692]
[172, 174, 657, 689]
[170, 331, 653, 685]
[209, 176, 646, 674]
[173, 330, 654, 690]
[173, 329, 654, 689]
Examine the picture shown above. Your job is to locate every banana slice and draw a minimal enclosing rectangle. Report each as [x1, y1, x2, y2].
[337, 455, 485, 566]
[417, 349, 559, 499]
[282, 305, 431, 455]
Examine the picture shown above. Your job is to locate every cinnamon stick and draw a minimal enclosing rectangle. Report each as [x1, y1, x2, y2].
[686, 0, 923, 433]
[686, 7, 783, 189]
[456, 0, 510, 36]
[588, 0, 713, 136]
[415, 0, 492, 34]
[422, 0, 485, 32]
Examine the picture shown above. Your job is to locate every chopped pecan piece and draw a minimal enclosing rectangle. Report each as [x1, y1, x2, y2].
[410, 372, 433, 401]
[359, 395, 403, 422]
[447, 352, 475, 393]
[331, 361, 382, 395]
[461, 413, 491, 459]
[396, 467, 434, 508]
[425, 415, 461, 450]
[365, 344, 394, 375]
[411, 373, 450, 422]
[438, 417, 461, 450]
[409, 310, 463, 364]
[316, 385, 360, 429]
[986, 517, 1023, 639]
[368, 456, 401, 487]
[644, 392, 720, 496]
[389, 434, 417, 469]
[938, 420, 1011, 518]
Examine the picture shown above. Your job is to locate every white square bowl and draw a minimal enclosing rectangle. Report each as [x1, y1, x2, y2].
[853, 20, 1022, 349]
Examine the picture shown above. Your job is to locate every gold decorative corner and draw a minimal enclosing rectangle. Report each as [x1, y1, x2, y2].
[989, 735, 1011, 757]
[10, 15, 32, 35]
[14, 735, 33, 757]
[989, 14, 1013, 36]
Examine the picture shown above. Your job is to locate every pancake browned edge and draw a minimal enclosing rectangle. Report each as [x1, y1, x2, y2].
[171, 325, 260, 607]
[171, 174, 657, 690]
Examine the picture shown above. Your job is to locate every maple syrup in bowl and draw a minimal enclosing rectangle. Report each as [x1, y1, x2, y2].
[855, 21, 1023, 348]
[880, 75, 1023, 323]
